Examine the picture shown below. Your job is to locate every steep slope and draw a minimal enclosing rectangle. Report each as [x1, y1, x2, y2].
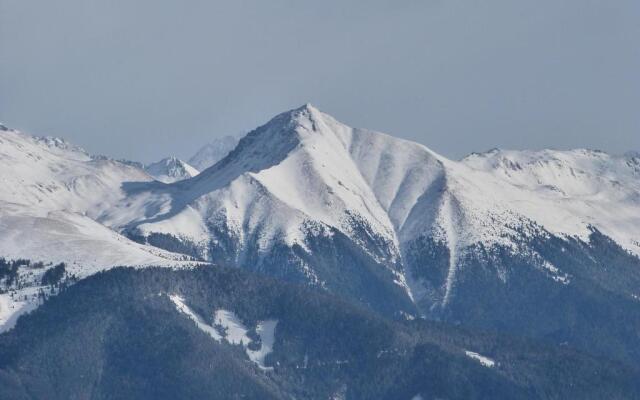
[188, 134, 240, 170]
[104, 105, 415, 316]
[145, 156, 199, 183]
[101, 105, 640, 369]
[1, 266, 637, 400]
[109, 105, 640, 304]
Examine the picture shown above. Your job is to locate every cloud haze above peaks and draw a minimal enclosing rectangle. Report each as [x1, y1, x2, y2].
[1, 0, 638, 162]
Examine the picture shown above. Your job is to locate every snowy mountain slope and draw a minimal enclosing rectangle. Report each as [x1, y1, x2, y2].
[0, 203, 185, 270]
[103, 105, 640, 317]
[0, 127, 195, 331]
[3, 108, 640, 374]
[104, 106, 381, 250]
[145, 156, 199, 183]
[110, 106, 410, 257]
[188, 134, 240, 170]
[99, 105, 414, 313]
[346, 128, 640, 255]
[112, 104, 637, 261]
[461, 148, 640, 254]
[0, 128, 151, 214]
[0, 126, 191, 265]
[343, 126, 533, 250]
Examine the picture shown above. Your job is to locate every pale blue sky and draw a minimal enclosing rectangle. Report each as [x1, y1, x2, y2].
[1, 0, 638, 162]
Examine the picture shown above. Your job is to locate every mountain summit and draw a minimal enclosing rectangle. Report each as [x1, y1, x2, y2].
[188, 135, 240, 171]
[145, 156, 199, 183]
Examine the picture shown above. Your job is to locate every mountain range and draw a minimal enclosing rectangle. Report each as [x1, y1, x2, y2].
[1, 106, 639, 399]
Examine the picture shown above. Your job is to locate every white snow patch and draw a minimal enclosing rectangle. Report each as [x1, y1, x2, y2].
[541, 260, 571, 285]
[137, 205, 210, 250]
[214, 309, 279, 370]
[170, 296, 277, 370]
[465, 350, 496, 367]
[552, 274, 570, 285]
[440, 194, 460, 306]
[250, 320, 279, 369]
[170, 294, 222, 341]
[214, 309, 250, 345]
[0, 290, 40, 333]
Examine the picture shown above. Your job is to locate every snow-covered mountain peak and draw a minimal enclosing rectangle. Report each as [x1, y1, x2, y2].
[190, 104, 353, 187]
[145, 156, 199, 183]
[285, 102, 322, 120]
[188, 135, 240, 171]
[35, 135, 83, 152]
[1, 128, 90, 162]
[106, 106, 537, 255]
[185, 105, 328, 176]
[170, 105, 400, 249]
[247, 103, 326, 138]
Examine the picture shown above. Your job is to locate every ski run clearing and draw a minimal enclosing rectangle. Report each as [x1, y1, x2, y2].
[170, 294, 278, 370]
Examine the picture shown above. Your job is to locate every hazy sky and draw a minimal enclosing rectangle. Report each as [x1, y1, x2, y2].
[1, 0, 638, 163]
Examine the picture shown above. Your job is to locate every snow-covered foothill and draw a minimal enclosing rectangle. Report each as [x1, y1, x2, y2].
[0, 127, 195, 331]
[0, 126, 191, 267]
